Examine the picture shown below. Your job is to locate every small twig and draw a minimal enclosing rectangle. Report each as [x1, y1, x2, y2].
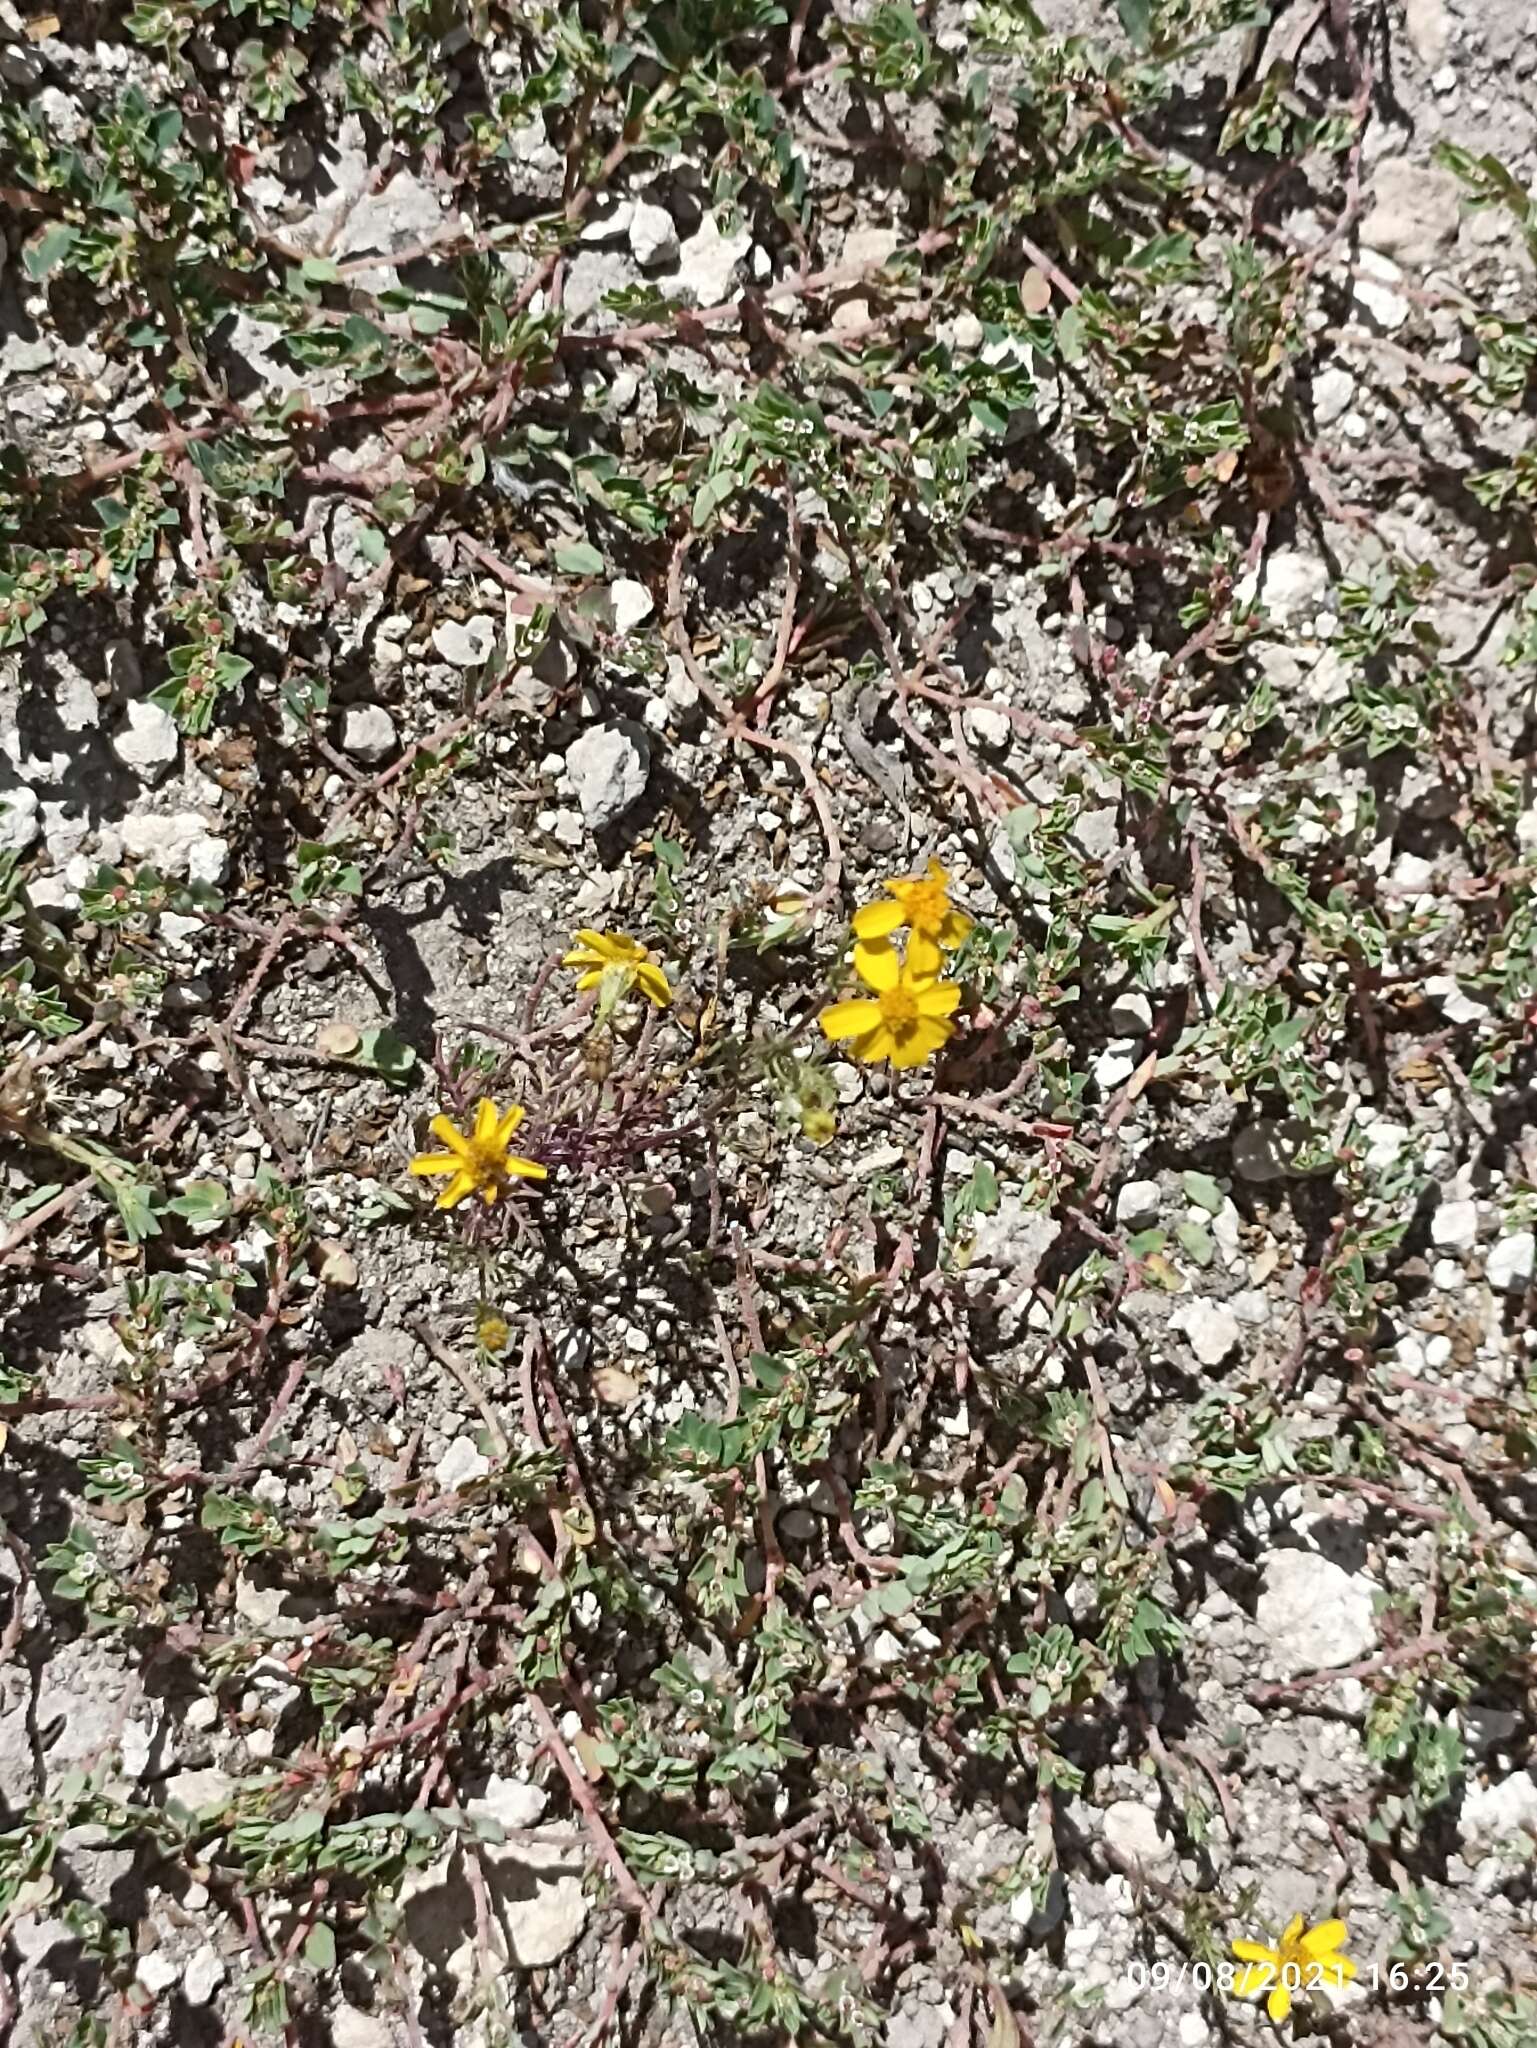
[408, 1315, 511, 1457]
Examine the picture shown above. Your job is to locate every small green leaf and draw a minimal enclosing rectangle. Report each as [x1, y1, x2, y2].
[167, 1180, 232, 1225]
[303, 1922, 336, 1971]
[24, 225, 78, 282]
[352, 1026, 417, 1083]
[554, 540, 604, 576]
[1175, 1220, 1214, 1267]
[1117, 0, 1151, 49]
[1181, 1171, 1224, 1213]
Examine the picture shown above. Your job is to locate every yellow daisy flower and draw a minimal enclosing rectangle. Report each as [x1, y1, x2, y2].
[409, 1099, 548, 1209]
[819, 940, 961, 1069]
[1232, 1915, 1355, 2025]
[852, 860, 973, 979]
[562, 929, 672, 1010]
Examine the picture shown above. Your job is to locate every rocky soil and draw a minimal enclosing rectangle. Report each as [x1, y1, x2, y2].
[2, 1, 1537, 2045]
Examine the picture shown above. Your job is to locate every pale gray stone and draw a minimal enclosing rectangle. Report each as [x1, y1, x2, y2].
[1255, 1550, 1376, 1674]
[341, 703, 398, 765]
[112, 700, 180, 783]
[565, 722, 650, 831]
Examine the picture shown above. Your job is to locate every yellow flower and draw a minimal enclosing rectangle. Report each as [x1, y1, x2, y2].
[562, 929, 671, 1010]
[819, 941, 961, 1069]
[1232, 1915, 1355, 2025]
[852, 860, 973, 979]
[477, 1312, 510, 1354]
[409, 1099, 548, 1209]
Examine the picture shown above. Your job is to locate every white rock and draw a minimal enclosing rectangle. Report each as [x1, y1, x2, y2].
[1424, 973, 1487, 1026]
[1430, 1199, 1478, 1252]
[434, 1435, 491, 1491]
[1458, 1771, 1537, 1852]
[962, 704, 1012, 753]
[842, 225, 900, 269]
[136, 1951, 181, 1996]
[1362, 157, 1461, 266]
[182, 1945, 225, 2004]
[1255, 1550, 1376, 1674]
[0, 784, 40, 854]
[121, 812, 217, 879]
[968, 1197, 1058, 1284]
[1069, 806, 1120, 861]
[1115, 1179, 1161, 1228]
[1258, 547, 1330, 621]
[1352, 251, 1409, 331]
[1108, 989, 1153, 1035]
[332, 2005, 389, 2048]
[498, 1836, 590, 1966]
[579, 199, 632, 244]
[1093, 1046, 1136, 1092]
[1102, 1800, 1176, 1868]
[401, 1832, 589, 1981]
[164, 1767, 237, 1818]
[341, 704, 397, 764]
[187, 835, 229, 888]
[1392, 851, 1435, 892]
[55, 665, 100, 731]
[628, 201, 678, 268]
[1405, 0, 1450, 66]
[112, 700, 180, 783]
[432, 615, 497, 668]
[1487, 1232, 1535, 1292]
[669, 212, 751, 307]
[609, 578, 655, 634]
[470, 1773, 548, 1834]
[119, 1715, 158, 1780]
[565, 723, 650, 831]
[1172, 1300, 1241, 1366]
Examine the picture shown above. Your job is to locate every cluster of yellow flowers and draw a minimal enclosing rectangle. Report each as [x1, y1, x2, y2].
[409, 927, 670, 1208]
[819, 861, 970, 1069]
[411, 869, 972, 1211]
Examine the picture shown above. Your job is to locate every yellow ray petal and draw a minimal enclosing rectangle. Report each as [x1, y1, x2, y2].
[1232, 1962, 1276, 2000]
[409, 1152, 461, 1177]
[853, 939, 900, 991]
[507, 1156, 549, 1181]
[1299, 1922, 1348, 1960]
[1279, 1916, 1306, 1950]
[1266, 1986, 1292, 2025]
[915, 979, 962, 1018]
[821, 999, 882, 1043]
[906, 931, 943, 979]
[1231, 1943, 1279, 1966]
[853, 898, 904, 940]
[858, 1023, 897, 1064]
[889, 1017, 953, 1067]
[494, 1104, 525, 1147]
[636, 962, 672, 1006]
[473, 1099, 499, 1144]
[430, 1114, 473, 1157]
[939, 908, 973, 948]
[436, 1171, 478, 1209]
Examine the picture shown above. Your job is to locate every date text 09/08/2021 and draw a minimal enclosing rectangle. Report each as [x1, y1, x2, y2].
[1122, 1959, 1473, 1998]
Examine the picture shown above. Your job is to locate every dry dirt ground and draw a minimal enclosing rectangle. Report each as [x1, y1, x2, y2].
[2, 1, 1537, 2045]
